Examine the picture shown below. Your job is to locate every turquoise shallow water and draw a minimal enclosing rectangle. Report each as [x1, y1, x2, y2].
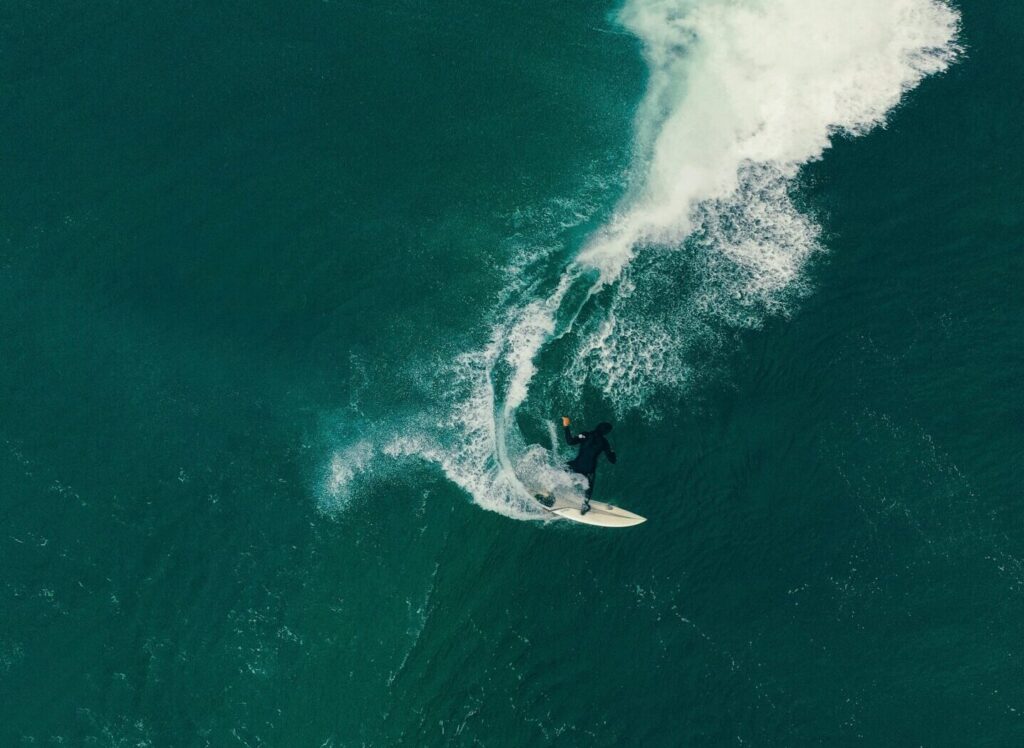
[1, 1, 1022, 745]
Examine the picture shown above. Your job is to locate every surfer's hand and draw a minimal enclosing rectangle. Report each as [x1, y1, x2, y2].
[562, 416, 570, 427]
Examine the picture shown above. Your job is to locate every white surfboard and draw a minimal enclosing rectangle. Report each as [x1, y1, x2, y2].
[534, 492, 646, 528]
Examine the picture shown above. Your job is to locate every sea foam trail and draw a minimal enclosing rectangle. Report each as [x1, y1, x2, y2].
[323, 0, 960, 519]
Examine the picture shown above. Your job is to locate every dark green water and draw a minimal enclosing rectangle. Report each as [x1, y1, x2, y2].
[1, 1, 1021, 745]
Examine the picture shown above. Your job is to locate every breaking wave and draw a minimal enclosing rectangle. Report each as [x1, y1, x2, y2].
[322, 0, 960, 518]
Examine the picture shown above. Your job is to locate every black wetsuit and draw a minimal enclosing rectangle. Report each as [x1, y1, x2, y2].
[564, 425, 616, 499]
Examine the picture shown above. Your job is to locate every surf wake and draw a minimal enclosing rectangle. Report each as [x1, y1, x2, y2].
[322, 0, 960, 519]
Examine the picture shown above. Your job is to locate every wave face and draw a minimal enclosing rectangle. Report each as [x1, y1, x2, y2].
[322, 0, 960, 518]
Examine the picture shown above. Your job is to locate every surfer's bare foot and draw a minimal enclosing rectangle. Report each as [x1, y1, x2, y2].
[580, 501, 591, 515]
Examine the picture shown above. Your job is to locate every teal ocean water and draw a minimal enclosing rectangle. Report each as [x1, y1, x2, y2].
[2, 0, 1022, 744]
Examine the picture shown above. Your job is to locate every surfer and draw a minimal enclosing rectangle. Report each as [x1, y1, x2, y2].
[561, 416, 616, 514]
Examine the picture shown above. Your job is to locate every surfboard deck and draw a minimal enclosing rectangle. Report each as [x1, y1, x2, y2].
[534, 493, 646, 528]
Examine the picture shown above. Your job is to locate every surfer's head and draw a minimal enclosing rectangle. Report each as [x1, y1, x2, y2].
[596, 422, 613, 435]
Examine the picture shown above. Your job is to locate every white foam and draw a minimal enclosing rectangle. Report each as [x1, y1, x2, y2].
[581, 0, 959, 281]
[564, 0, 960, 412]
[318, 439, 376, 514]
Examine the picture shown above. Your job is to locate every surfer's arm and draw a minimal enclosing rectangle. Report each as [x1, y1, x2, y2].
[605, 441, 617, 464]
[563, 426, 583, 445]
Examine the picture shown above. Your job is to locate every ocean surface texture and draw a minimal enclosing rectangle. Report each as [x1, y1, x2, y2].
[2, 0, 1022, 744]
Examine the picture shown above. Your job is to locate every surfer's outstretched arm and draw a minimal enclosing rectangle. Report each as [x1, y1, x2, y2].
[562, 416, 584, 445]
[564, 426, 584, 445]
[605, 443, 617, 464]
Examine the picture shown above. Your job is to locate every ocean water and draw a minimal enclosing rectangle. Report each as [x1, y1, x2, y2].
[1, 0, 1021, 744]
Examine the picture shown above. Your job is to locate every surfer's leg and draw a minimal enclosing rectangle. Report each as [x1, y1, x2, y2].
[579, 472, 596, 514]
[584, 473, 595, 499]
